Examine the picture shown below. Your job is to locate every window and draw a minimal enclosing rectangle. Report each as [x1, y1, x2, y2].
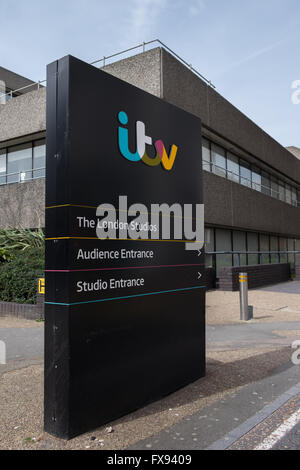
[296, 239, 300, 265]
[215, 228, 232, 275]
[291, 188, 297, 207]
[205, 228, 214, 268]
[7, 143, 32, 183]
[202, 138, 211, 172]
[260, 234, 270, 264]
[211, 144, 226, 178]
[270, 236, 279, 263]
[233, 231, 247, 266]
[288, 238, 295, 268]
[33, 141, 46, 178]
[227, 152, 239, 182]
[0, 149, 6, 185]
[201, 137, 300, 209]
[278, 181, 285, 202]
[240, 160, 251, 188]
[261, 172, 271, 196]
[285, 184, 292, 205]
[247, 232, 259, 265]
[252, 166, 261, 192]
[205, 227, 300, 279]
[279, 238, 288, 263]
[0, 139, 45, 184]
[271, 177, 279, 199]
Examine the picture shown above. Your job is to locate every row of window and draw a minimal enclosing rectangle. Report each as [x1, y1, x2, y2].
[205, 227, 300, 275]
[0, 140, 45, 184]
[202, 138, 300, 207]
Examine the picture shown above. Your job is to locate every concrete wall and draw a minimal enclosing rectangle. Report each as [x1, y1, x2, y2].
[0, 179, 45, 229]
[204, 171, 300, 238]
[161, 49, 300, 185]
[0, 88, 46, 143]
[103, 48, 161, 98]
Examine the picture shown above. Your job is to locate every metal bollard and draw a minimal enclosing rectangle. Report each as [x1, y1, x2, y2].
[239, 272, 249, 321]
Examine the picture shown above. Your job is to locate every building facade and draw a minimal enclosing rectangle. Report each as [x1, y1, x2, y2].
[0, 48, 300, 285]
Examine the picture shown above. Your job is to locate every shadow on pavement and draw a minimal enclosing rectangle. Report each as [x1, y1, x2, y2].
[112, 346, 292, 426]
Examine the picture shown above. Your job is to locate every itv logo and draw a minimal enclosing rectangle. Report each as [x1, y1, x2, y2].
[118, 111, 178, 171]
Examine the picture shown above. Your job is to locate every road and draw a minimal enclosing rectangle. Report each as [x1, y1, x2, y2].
[0, 327, 43, 361]
[1, 321, 298, 361]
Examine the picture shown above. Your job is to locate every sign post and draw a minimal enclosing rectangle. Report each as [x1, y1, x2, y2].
[44, 55, 205, 439]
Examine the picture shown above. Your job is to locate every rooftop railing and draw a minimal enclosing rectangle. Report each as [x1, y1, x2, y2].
[0, 39, 215, 104]
[90, 39, 216, 88]
[0, 80, 46, 103]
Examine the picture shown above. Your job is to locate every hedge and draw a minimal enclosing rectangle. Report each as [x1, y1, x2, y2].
[0, 247, 44, 304]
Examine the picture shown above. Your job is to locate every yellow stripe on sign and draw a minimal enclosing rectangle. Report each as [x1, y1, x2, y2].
[45, 237, 203, 243]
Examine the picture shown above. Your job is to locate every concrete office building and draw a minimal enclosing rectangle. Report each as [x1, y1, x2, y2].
[1, 46, 300, 288]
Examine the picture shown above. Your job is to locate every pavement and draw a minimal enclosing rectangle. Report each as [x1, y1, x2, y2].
[0, 318, 44, 383]
[0, 327, 43, 361]
[2, 320, 298, 361]
[132, 361, 300, 450]
[0, 281, 299, 450]
[207, 322, 300, 350]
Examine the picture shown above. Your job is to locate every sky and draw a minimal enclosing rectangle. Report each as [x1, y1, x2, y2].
[1, 0, 300, 147]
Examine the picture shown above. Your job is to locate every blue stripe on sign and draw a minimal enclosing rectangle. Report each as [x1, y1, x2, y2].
[45, 285, 206, 306]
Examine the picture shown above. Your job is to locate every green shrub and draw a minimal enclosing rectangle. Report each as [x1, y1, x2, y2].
[0, 228, 44, 252]
[0, 248, 14, 264]
[0, 247, 44, 304]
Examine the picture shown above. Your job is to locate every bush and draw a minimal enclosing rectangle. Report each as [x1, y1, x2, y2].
[0, 248, 13, 264]
[0, 228, 44, 252]
[0, 247, 44, 304]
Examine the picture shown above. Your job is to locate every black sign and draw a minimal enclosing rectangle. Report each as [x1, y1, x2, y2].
[44, 55, 205, 439]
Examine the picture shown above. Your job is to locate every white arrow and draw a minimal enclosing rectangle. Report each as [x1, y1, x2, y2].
[198, 272, 202, 279]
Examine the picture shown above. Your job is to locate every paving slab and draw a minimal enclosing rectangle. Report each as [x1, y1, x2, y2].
[131, 362, 300, 450]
